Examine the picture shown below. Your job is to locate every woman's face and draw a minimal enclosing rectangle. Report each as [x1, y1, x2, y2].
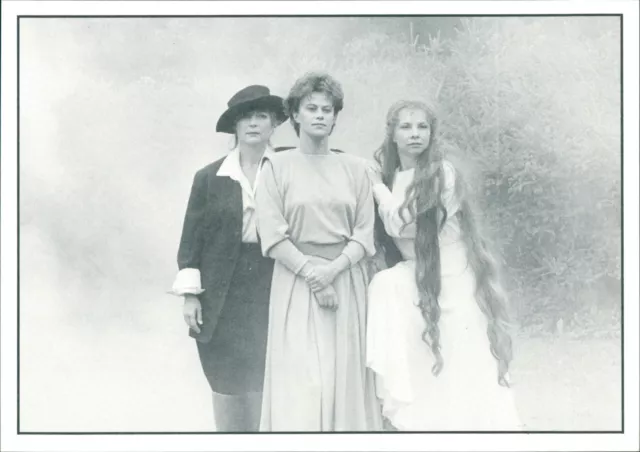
[293, 92, 336, 138]
[393, 107, 431, 158]
[235, 110, 275, 146]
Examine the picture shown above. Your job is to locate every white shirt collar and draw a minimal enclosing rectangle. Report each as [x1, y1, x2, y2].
[218, 146, 274, 175]
[217, 146, 275, 195]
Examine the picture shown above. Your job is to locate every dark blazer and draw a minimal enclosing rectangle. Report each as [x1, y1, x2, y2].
[176, 157, 273, 343]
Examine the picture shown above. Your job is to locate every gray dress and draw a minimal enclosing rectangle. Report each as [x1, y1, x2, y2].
[255, 149, 383, 431]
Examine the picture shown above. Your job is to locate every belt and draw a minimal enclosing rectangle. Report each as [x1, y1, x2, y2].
[295, 241, 346, 260]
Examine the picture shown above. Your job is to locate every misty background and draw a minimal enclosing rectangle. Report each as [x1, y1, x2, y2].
[19, 17, 621, 432]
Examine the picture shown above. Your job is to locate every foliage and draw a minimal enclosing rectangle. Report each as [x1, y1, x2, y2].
[410, 17, 621, 330]
[329, 17, 621, 331]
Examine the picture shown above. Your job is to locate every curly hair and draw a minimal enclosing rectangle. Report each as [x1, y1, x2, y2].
[374, 100, 513, 386]
[284, 72, 344, 137]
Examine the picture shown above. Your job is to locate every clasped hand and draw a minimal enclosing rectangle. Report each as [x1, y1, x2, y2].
[305, 258, 337, 291]
[304, 257, 339, 311]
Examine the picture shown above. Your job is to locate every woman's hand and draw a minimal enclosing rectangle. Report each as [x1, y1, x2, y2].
[365, 160, 385, 204]
[314, 284, 339, 311]
[306, 263, 339, 292]
[365, 160, 383, 186]
[183, 294, 203, 334]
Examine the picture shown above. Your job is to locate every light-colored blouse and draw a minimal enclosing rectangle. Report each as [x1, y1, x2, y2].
[256, 149, 376, 273]
[372, 160, 460, 260]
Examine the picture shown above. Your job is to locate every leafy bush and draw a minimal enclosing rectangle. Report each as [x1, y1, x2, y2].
[413, 18, 621, 331]
[330, 17, 621, 331]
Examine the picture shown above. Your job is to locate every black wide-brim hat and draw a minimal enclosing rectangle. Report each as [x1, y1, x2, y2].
[216, 85, 287, 134]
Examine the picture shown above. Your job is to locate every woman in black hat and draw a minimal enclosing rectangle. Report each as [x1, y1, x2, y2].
[170, 85, 287, 431]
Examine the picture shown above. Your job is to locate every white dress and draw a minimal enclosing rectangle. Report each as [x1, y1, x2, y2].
[366, 163, 523, 431]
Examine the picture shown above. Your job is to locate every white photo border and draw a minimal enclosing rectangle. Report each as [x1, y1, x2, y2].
[2, 1, 638, 451]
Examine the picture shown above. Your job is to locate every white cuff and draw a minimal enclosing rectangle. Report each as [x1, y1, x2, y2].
[169, 268, 205, 296]
[342, 240, 368, 265]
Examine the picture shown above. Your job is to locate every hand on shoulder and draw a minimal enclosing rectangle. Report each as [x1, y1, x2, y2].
[363, 158, 384, 185]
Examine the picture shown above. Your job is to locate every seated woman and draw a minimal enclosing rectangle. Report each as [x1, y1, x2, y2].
[366, 100, 523, 431]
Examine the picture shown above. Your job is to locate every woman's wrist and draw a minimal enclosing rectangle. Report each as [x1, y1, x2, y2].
[299, 260, 314, 278]
[329, 254, 350, 277]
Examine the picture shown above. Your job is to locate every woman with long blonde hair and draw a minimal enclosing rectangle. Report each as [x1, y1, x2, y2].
[366, 100, 523, 431]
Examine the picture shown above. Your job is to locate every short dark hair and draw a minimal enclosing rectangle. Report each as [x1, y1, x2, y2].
[284, 72, 344, 136]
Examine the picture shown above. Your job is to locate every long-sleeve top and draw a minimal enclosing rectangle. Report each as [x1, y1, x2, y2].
[255, 149, 376, 273]
[372, 160, 460, 260]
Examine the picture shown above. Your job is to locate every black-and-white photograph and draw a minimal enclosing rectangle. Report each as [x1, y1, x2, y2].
[1, 1, 639, 451]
